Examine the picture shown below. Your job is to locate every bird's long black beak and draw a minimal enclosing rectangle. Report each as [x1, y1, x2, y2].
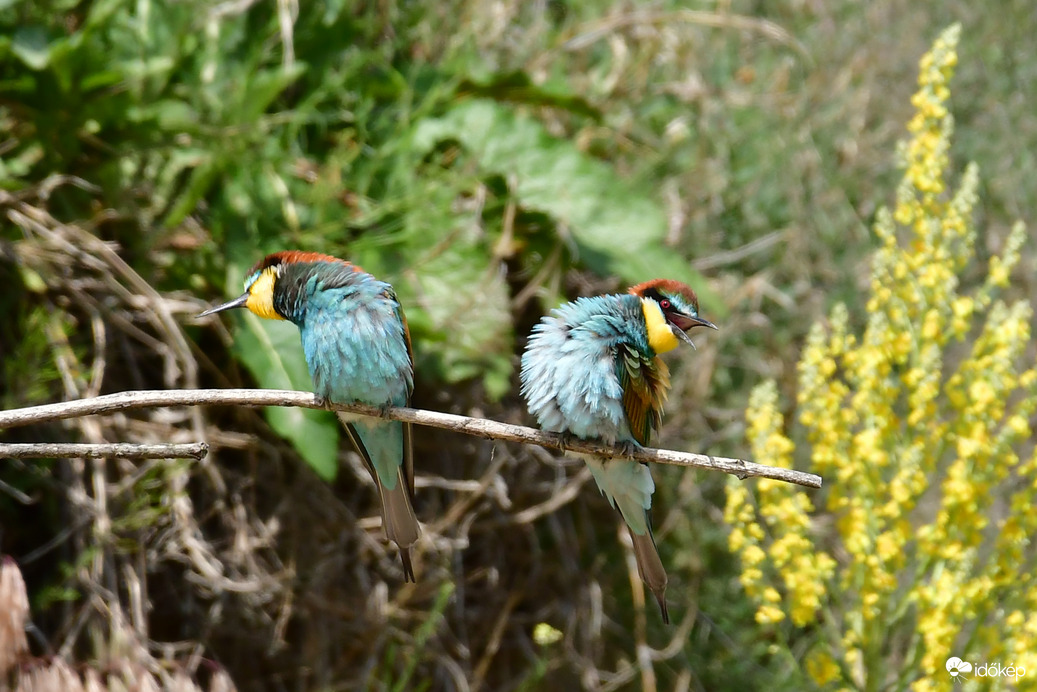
[688, 316, 718, 332]
[672, 326, 697, 348]
[198, 293, 249, 318]
[671, 315, 718, 349]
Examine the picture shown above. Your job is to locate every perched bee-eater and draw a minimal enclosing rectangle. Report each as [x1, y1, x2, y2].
[520, 279, 717, 622]
[200, 251, 421, 581]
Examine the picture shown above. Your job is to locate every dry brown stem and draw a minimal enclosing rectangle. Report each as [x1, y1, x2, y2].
[0, 389, 822, 488]
[0, 443, 209, 460]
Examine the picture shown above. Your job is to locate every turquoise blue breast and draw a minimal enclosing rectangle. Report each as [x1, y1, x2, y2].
[520, 293, 650, 444]
[278, 263, 413, 407]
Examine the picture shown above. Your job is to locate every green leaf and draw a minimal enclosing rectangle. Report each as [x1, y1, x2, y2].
[238, 63, 308, 121]
[120, 56, 176, 82]
[11, 26, 52, 70]
[82, 0, 126, 31]
[231, 310, 340, 481]
[127, 99, 198, 130]
[411, 99, 720, 310]
[80, 68, 125, 92]
[352, 180, 515, 399]
[162, 156, 219, 228]
[403, 241, 513, 400]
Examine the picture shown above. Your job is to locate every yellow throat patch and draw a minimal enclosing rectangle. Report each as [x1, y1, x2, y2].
[244, 267, 284, 321]
[641, 298, 678, 354]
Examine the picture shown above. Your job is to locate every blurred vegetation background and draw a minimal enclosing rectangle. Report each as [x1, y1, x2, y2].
[0, 1, 1034, 690]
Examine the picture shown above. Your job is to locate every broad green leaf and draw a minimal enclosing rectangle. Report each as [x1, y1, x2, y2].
[349, 180, 515, 399]
[82, 0, 125, 31]
[402, 239, 513, 400]
[11, 26, 52, 70]
[231, 309, 340, 481]
[411, 99, 720, 309]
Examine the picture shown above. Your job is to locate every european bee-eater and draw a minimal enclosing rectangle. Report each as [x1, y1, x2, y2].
[200, 251, 421, 581]
[519, 279, 717, 622]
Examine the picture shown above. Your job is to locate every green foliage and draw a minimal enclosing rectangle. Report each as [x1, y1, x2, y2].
[0, 304, 60, 410]
[386, 580, 454, 692]
[412, 98, 713, 295]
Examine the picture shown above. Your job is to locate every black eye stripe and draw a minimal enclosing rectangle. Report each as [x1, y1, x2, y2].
[642, 288, 672, 310]
[636, 283, 701, 316]
[643, 287, 664, 303]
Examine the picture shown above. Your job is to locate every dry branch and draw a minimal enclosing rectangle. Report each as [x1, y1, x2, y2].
[0, 389, 823, 488]
[0, 443, 208, 460]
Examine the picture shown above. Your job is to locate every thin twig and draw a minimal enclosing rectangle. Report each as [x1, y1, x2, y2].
[505, 467, 593, 526]
[560, 9, 810, 60]
[0, 443, 209, 460]
[471, 590, 522, 692]
[0, 389, 823, 488]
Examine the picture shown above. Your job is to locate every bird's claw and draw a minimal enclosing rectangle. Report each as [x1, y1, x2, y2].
[616, 440, 639, 458]
[557, 431, 578, 452]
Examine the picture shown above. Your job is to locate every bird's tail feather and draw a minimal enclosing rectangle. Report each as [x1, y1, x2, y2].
[379, 467, 421, 582]
[342, 418, 421, 581]
[627, 525, 669, 624]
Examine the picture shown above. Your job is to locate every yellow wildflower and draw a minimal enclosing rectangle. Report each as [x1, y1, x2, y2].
[726, 24, 1037, 691]
[754, 604, 785, 625]
[806, 650, 841, 687]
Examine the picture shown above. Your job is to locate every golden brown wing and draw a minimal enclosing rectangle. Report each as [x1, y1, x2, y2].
[616, 345, 670, 447]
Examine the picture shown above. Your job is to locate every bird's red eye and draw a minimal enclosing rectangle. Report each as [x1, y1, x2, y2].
[659, 299, 671, 309]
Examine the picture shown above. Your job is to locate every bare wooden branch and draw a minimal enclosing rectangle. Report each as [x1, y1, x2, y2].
[0, 389, 823, 488]
[0, 443, 208, 460]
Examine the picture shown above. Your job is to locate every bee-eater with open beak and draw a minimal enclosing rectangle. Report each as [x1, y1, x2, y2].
[520, 279, 717, 622]
[200, 251, 421, 581]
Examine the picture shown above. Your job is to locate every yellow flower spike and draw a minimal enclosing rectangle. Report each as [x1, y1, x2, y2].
[920, 309, 941, 341]
[843, 647, 863, 673]
[754, 604, 785, 625]
[742, 544, 766, 568]
[729, 23, 1037, 691]
[949, 295, 974, 337]
[1020, 370, 1037, 389]
[988, 256, 1010, 287]
[806, 650, 841, 687]
[728, 526, 746, 552]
